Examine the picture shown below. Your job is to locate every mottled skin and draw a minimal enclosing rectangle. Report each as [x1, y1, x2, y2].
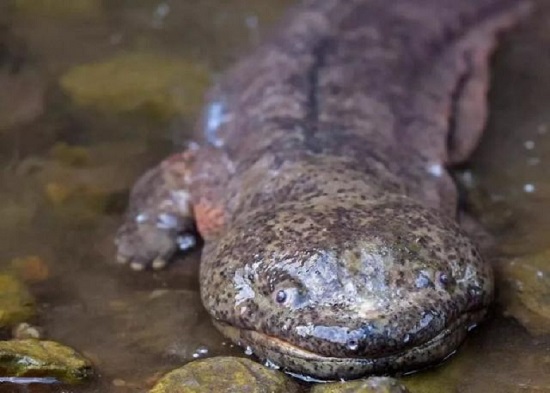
[115, 0, 529, 380]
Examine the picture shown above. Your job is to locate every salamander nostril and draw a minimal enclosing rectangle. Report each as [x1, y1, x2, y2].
[346, 338, 359, 351]
[438, 272, 450, 286]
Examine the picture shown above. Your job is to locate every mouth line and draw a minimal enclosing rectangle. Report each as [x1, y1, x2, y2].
[248, 326, 453, 361]
[213, 311, 476, 363]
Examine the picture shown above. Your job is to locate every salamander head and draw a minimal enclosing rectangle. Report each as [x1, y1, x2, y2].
[200, 195, 492, 380]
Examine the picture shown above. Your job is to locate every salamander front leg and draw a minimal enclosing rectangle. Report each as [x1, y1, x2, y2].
[115, 152, 197, 271]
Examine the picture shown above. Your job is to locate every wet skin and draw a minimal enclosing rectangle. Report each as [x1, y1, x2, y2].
[115, 0, 530, 380]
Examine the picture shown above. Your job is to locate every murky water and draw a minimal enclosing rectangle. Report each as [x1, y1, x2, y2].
[0, 1, 548, 392]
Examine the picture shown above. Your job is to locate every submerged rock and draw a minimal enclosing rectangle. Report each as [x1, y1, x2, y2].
[34, 154, 131, 218]
[10, 255, 50, 283]
[60, 53, 210, 119]
[311, 377, 409, 393]
[500, 249, 550, 335]
[0, 274, 35, 327]
[44, 180, 112, 212]
[49, 142, 91, 167]
[0, 339, 93, 383]
[149, 356, 299, 393]
[8, 141, 152, 227]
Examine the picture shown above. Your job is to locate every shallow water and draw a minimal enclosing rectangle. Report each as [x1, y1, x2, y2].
[0, 1, 548, 392]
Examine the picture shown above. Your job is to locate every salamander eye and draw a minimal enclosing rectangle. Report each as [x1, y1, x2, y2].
[272, 287, 308, 308]
[275, 290, 287, 304]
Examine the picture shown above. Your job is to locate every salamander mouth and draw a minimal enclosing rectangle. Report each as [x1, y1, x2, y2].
[212, 309, 487, 380]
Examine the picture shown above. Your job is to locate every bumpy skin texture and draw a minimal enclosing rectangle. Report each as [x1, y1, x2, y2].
[115, 0, 529, 380]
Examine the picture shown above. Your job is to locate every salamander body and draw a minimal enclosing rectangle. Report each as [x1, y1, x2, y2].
[115, 0, 529, 379]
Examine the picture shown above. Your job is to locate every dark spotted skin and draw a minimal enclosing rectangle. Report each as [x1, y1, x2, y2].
[115, 0, 530, 380]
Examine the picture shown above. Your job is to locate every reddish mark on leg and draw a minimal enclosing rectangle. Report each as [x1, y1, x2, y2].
[193, 198, 225, 239]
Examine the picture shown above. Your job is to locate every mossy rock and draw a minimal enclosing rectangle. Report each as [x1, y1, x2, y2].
[60, 52, 210, 119]
[0, 274, 35, 328]
[149, 356, 299, 393]
[311, 377, 409, 393]
[0, 339, 93, 383]
[34, 150, 132, 217]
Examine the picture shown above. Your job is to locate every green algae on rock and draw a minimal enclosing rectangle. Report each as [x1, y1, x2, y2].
[0, 339, 93, 383]
[60, 53, 210, 119]
[311, 377, 409, 393]
[0, 274, 35, 328]
[500, 249, 550, 335]
[149, 357, 299, 393]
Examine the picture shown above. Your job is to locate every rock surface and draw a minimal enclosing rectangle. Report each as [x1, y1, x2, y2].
[0, 339, 93, 383]
[149, 356, 299, 393]
[60, 53, 210, 119]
